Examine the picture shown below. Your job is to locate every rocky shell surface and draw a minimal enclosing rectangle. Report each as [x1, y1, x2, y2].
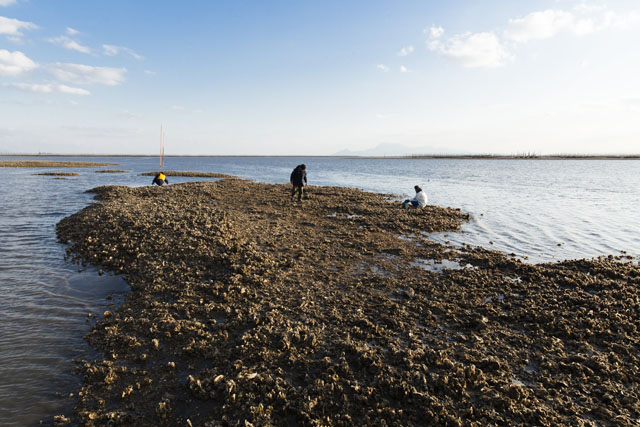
[56, 179, 640, 426]
[138, 171, 236, 178]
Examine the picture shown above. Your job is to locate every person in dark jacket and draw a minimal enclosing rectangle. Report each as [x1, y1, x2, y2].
[152, 172, 169, 186]
[290, 164, 307, 201]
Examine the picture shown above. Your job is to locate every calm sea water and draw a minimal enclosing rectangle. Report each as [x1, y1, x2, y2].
[0, 156, 639, 425]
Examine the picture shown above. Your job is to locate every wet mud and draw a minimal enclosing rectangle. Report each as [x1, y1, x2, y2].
[56, 179, 640, 426]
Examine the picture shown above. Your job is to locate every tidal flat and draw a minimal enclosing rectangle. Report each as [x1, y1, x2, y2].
[56, 178, 640, 426]
[0, 161, 117, 168]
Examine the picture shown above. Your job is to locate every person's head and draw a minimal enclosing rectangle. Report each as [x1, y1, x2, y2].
[301, 164, 306, 170]
[414, 185, 421, 193]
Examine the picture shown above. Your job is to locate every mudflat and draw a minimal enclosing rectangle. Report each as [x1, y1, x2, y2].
[57, 179, 640, 426]
[34, 172, 80, 176]
[0, 160, 117, 168]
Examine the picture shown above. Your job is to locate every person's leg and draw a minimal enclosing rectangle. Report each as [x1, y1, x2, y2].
[410, 200, 419, 207]
[299, 186, 304, 201]
[291, 185, 296, 200]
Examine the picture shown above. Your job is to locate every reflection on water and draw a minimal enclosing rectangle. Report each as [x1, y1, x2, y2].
[0, 156, 638, 424]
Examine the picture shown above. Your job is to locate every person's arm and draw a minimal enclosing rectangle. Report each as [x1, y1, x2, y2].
[303, 171, 307, 185]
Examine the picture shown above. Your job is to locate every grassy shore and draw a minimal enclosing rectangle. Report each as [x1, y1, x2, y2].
[56, 179, 640, 426]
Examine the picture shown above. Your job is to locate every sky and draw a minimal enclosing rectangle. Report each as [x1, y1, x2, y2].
[1, 0, 639, 155]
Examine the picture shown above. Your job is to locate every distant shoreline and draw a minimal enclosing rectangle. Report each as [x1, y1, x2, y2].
[1, 153, 639, 160]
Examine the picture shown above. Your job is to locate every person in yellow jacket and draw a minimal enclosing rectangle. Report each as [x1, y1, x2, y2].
[152, 172, 169, 186]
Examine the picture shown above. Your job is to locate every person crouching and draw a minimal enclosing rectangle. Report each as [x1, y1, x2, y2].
[152, 172, 169, 186]
[403, 185, 427, 208]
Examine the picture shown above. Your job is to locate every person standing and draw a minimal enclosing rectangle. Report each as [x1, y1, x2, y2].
[290, 164, 307, 201]
[152, 172, 169, 186]
[403, 185, 427, 208]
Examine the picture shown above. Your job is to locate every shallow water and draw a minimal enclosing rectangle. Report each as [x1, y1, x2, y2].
[0, 156, 638, 424]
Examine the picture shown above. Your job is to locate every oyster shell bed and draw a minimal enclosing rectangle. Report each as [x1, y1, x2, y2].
[95, 170, 131, 174]
[56, 179, 640, 426]
[138, 171, 236, 178]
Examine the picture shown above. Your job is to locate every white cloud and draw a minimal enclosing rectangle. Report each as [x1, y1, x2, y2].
[429, 25, 444, 38]
[1, 82, 90, 95]
[574, 3, 607, 14]
[172, 105, 185, 110]
[48, 35, 92, 54]
[504, 8, 640, 42]
[505, 10, 577, 42]
[144, 69, 156, 75]
[0, 16, 37, 35]
[397, 45, 414, 56]
[0, 49, 37, 76]
[47, 63, 127, 86]
[102, 44, 143, 60]
[376, 63, 390, 72]
[601, 10, 640, 30]
[0, 0, 17, 7]
[65, 27, 79, 35]
[400, 65, 408, 72]
[428, 32, 509, 68]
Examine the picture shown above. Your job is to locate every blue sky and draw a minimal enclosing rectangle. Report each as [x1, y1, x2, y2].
[1, 0, 639, 155]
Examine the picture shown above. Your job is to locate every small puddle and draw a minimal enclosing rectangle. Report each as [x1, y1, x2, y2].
[411, 258, 473, 273]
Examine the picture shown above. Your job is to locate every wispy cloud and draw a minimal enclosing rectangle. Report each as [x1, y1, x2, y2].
[103, 44, 143, 60]
[119, 109, 143, 119]
[0, 49, 37, 76]
[47, 62, 127, 86]
[172, 105, 185, 110]
[397, 45, 414, 56]
[48, 35, 93, 54]
[65, 27, 79, 35]
[0, 15, 37, 36]
[0, 0, 17, 7]
[376, 63, 390, 72]
[1, 82, 90, 95]
[144, 69, 156, 76]
[428, 31, 509, 68]
[400, 65, 408, 72]
[429, 25, 444, 38]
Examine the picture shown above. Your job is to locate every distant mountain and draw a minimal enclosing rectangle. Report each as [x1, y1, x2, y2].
[332, 143, 464, 157]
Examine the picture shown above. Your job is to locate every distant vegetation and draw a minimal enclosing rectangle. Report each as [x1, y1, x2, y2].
[371, 153, 640, 160]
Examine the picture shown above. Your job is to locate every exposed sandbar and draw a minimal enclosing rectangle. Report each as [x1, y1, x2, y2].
[138, 171, 236, 178]
[57, 179, 640, 426]
[1, 160, 117, 168]
[34, 172, 80, 176]
[95, 169, 131, 173]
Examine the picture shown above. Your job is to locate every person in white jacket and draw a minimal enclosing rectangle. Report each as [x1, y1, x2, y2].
[403, 185, 427, 208]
